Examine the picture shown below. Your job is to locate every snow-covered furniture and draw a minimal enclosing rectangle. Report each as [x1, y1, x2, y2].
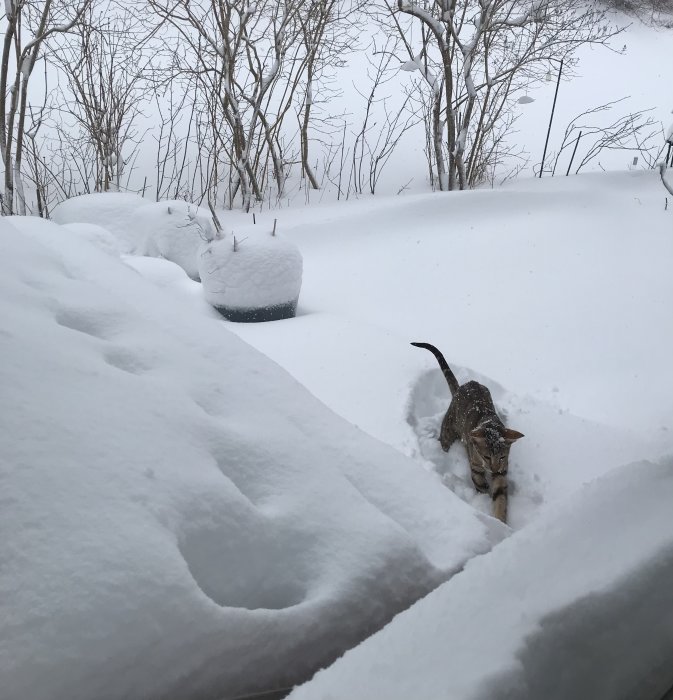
[199, 228, 303, 322]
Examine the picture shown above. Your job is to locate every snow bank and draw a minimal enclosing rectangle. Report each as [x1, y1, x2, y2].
[290, 457, 673, 700]
[0, 216, 504, 700]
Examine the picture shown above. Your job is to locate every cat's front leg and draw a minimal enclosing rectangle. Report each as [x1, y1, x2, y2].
[466, 442, 489, 493]
[491, 473, 508, 523]
[470, 465, 489, 494]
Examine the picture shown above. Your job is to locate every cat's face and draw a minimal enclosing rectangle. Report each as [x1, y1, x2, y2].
[470, 426, 524, 474]
[479, 447, 510, 474]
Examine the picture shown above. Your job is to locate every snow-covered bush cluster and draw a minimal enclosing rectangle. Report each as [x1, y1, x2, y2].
[52, 192, 215, 281]
[53, 192, 304, 319]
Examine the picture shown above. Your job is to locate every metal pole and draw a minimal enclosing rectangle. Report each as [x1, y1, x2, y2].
[540, 58, 563, 178]
[566, 130, 582, 176]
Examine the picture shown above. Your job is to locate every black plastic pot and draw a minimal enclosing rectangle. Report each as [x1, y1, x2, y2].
[214, 298, 298, 323]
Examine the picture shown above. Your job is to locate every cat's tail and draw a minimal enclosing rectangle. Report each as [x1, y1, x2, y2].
[410, 342, 460, 396]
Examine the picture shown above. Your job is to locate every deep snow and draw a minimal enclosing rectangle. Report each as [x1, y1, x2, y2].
[290, 457, 673, 700]
[223, 170, 673, 528]
[3, 167, 673, 700]
[0, 214, 504, 700]
[2, 5, 672, 698]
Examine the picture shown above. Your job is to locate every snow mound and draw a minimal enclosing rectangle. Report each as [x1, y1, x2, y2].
[52, 194, 215, 280]
[51, 192, 148, 253]
[0, 217, 504, 700]
[290, 457, 673, 700]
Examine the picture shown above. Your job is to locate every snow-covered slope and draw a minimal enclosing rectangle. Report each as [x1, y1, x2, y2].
[290, 457, 673, 700]
[0, 216, 505, 700]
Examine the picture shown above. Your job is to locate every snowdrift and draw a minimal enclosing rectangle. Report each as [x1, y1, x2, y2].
[0, 216, 505, 700]
[290, 457, 673, 700]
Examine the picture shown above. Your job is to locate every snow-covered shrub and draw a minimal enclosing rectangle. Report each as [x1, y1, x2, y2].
[135, 201, 216, 281]
[51, 192, 148, 253]
[600, 0, 673, 24]
[52, 193, 217, 280]
[199, 228, 303, 322]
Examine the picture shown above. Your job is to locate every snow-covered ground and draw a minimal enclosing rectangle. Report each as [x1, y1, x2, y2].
[0, 214, 505, 700]
[4, 2, 673, 687]
[290, 457, 673, 700]
[3, 164, 671, 699]
[225, 170, 673, 528]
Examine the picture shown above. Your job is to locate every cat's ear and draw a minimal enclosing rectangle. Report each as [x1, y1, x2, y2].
[502, 429, 524, 443]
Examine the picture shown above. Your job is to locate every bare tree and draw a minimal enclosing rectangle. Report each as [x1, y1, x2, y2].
[296, 0, 359, 191]
[348, 35, 421, 197]
[146, 0, 369, 210]
[659, 162, 673, 197]
[49, 2, 150, 194]
[1, 0, 91, 215]
[378, 0, 622, 191]
[22, 63, 52, 216]
[153, 78, 200, 201]
[147, 0, 310, 210]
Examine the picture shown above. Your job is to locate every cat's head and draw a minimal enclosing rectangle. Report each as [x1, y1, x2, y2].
[470, 425, 524, 474]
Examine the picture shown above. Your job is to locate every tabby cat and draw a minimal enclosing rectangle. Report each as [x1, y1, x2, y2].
[411, 342, 524, 523]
